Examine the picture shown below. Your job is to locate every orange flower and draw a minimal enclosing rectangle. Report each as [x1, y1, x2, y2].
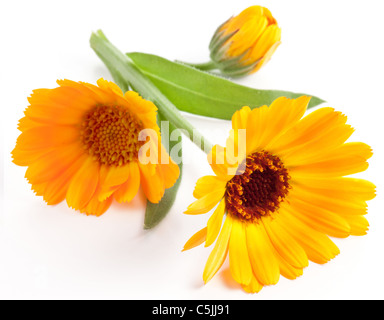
[209, 6, 281, 77]
[12, 78, 180, 216]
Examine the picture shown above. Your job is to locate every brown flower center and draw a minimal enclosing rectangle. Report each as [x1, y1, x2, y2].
[225, 151, 290, 222]
[80, 105, 144, 166]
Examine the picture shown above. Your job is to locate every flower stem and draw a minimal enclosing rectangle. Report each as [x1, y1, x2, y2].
[90, 30, 213, 154]
[178, 60, 217, 71]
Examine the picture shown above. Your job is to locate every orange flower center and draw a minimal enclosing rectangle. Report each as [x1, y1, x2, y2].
[80, 105, 144, 166]
[225, 151, 290, 222]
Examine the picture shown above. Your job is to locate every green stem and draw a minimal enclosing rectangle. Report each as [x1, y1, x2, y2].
[178, 60, 217, 71]
[90, 30, 213, 154]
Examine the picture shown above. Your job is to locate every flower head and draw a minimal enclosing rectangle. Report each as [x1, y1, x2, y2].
[183, 96, 375, 293]
[209, 6, 281, 77]
[12, 79, 179, 216]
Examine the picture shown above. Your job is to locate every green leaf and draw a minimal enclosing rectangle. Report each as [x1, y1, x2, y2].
[144, 111, 183, 229]
[126, 52, 326, 120]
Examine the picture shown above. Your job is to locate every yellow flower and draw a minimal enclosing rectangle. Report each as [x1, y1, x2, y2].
[209, 6, 281, 77]
[183, 96, 375, 293]
[12, 78, 179, 216]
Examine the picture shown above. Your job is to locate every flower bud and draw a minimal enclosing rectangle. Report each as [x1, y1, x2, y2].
[209, 6, 281, 77]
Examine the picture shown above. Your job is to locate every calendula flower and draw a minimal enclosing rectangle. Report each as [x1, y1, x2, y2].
[183, 96, 375, 293]
[207, 5, 281, 77]
[12, 79, 179, 216]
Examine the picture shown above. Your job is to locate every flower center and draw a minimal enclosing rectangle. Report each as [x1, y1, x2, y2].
[80, 105, 144, 166]
[225, 151, 290, 222]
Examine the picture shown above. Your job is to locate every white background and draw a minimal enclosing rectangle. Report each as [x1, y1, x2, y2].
[1, 0, 383, 300]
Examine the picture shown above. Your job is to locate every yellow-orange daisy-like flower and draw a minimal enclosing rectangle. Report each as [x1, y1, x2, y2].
[12, 78, 179, 216]
[209, 5, 281, 77]
[183, 96, 375, 293]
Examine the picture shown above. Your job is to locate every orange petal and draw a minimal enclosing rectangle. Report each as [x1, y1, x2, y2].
[25, 143, 84, 185]
[158, 154, 180, 189]
[80, 195, 113, 217]
[98, 164, 131, 201]
[42, 153, 88, 205]
[114, 162, 141, 203]
[66, 157, 100, 210]
[138, 162, 165, 203]
[15, 126, 79, 151]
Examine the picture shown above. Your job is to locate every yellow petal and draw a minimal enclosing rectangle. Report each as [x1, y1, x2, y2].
[229, 218, 253, 285]
[290, 183, 369, 217]
[182, 227, 207, 251]
[206, 198, 227, 247]
[252, 40, 281, 72]
[287, 195, 351, 238]
[203, 216, 233, 283]
[208, 144, 236, 181]
[269, 108, 352, 161]
[232, 106, 252, 130]
[222, 6, 264, 35]
[262, 216, 308, 269]
[244, 104, 269, 153]
[248, 24, 281, 62]
[246, 221, 280, 285]
[289, 142, 372, 178]
[291, 177, 376, 203]
[241, 275, 263, 293]
[343, 215, 369, 236]
[257, 96, 310, 151]
[184, 188, 225, 215]
[193, 175, 227, 199]
[227, 16, 268, 58]
[278, 205, 340, 264]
